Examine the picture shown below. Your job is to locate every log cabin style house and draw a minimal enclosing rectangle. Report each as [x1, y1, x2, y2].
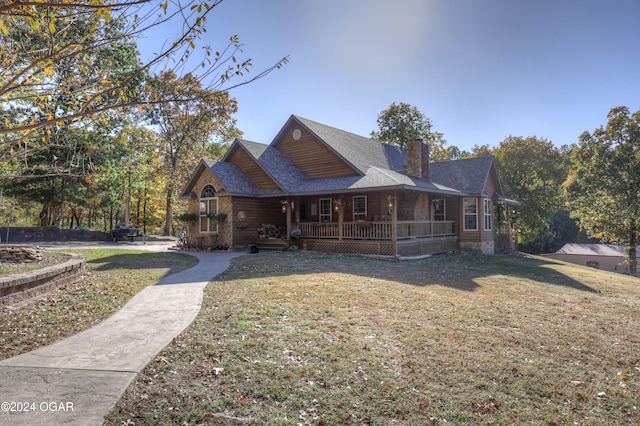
[180, 115, 519, 257]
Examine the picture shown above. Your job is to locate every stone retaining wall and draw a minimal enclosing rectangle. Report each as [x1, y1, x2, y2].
[0, 227, 110, 243]
[0, 253, 85, 306]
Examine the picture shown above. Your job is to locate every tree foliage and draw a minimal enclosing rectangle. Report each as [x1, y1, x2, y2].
[565, 106, 640, 276]
[147, 70, 239, 235]
[0, 0, 287, 182]
[0, 0, 285, 230]
[473, 136, 571, 253]
[1, 14, 142, 180]
[370, 102, 450, 160]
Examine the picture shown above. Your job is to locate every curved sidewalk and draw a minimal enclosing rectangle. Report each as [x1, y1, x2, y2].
[0, 250, 244, 426]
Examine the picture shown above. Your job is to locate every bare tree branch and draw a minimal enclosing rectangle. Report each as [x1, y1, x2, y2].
[0, 0, 287, 137]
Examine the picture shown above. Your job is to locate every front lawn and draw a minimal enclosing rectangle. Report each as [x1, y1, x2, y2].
[106, 252, 640, 425]
[0, 249, 198, 360]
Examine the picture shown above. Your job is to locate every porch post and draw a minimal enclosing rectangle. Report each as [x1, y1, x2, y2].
[286, 197, 292, 239]
[338, 203, 344, 240]
[391, 192, 398, 247]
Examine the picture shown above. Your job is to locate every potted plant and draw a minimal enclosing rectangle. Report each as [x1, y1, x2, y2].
[207, 212, 227, 223]
[176, 212, 199, 223]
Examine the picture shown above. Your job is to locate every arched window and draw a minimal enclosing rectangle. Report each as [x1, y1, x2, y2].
[199, 185, 218, 233]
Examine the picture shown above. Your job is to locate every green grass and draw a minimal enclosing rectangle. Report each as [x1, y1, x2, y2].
[106, 252, 640, 425]
[0, 249, 198, 360]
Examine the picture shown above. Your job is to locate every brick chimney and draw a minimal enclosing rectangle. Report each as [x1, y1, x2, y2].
[407, 138, 430, 181]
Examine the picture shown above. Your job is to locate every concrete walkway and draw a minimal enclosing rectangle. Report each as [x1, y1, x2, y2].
[0, 246, 244, 425]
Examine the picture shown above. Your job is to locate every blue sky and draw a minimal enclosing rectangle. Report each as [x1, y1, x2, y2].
[141, 0, 640, 151]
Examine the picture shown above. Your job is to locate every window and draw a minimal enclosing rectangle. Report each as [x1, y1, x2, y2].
[484, 199, 492, 231]
[199, 185, 218, 233]
[433, 199, 445, 221]
[463, 198, 478, 231]
[353, 196, 367, 221]
[319, 198, 332, 222]
[586, 261, 600, 269]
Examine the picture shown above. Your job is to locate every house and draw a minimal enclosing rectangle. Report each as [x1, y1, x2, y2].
[542, 243, 638, 274]
[180, 115, 519, 257]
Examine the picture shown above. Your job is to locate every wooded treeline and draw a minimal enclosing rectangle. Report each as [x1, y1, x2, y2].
[0, 0, 284, 235]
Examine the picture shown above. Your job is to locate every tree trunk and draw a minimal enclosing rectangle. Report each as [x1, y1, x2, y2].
[164, 187, 173, 236]
[142, 186, 148, 235]
[629, 219, 638, 277]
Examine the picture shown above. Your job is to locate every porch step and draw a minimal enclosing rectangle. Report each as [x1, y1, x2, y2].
[253, 239, 291, 251]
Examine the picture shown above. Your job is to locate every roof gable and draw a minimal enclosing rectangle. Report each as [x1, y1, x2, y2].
[180, 159, 221, 198]
[225, 139, 280, 190]
[284, 115, 407, 173]
[271, 116, 360, 179]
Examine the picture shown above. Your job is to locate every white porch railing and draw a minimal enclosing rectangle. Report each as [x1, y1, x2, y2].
[294, 221, 455, 240]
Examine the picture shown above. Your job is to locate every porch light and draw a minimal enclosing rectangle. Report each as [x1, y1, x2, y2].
[333, 198, 346, 212]
[281, 200, 288, 213]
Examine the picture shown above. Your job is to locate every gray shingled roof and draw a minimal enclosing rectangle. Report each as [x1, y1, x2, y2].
[235, 139, 268, 159]
[294, 116, 407, 173]
[205, 159, 280, 196]
[189, 116, 502, 199]
[430, 156, 497, 196]
[556, 243, 639, 257]
[249, 143, 308, 191]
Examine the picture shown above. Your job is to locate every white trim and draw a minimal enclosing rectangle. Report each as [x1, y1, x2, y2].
[352, 195, 367, 221]
[199, 185, 218, 233]
[463, 198, 478, 231]
[484, 199, 492, 231]
[319, 198, 332, 222]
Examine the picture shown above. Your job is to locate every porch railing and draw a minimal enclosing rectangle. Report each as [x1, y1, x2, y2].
[294, 221, 455, 240]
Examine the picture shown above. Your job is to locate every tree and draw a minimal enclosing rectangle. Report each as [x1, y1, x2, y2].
[0, 0, 287, 166]
[370, 102, 449, 160]
[1, 12, 143, 181]
[91, 125, 160, 230]
[565, 106, 640, 276]
[0, 0, 286, 227]
[474, 136, 570, 253]
[147, 70, 239, 236]
[0, 9, 144, 224]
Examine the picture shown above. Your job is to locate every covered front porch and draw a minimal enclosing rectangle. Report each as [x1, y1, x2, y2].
[295, 220, 457, 257]
[280, 191, 460, 257]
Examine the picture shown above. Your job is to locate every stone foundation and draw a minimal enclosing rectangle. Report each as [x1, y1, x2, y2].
[459, 240, 495, 255]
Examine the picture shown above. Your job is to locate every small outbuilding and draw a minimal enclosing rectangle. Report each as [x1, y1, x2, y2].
[542, 243, 639, 274]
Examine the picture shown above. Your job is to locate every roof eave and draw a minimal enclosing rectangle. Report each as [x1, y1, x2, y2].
[224, 139, 290, 193]
[180, 159, 213, 198]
